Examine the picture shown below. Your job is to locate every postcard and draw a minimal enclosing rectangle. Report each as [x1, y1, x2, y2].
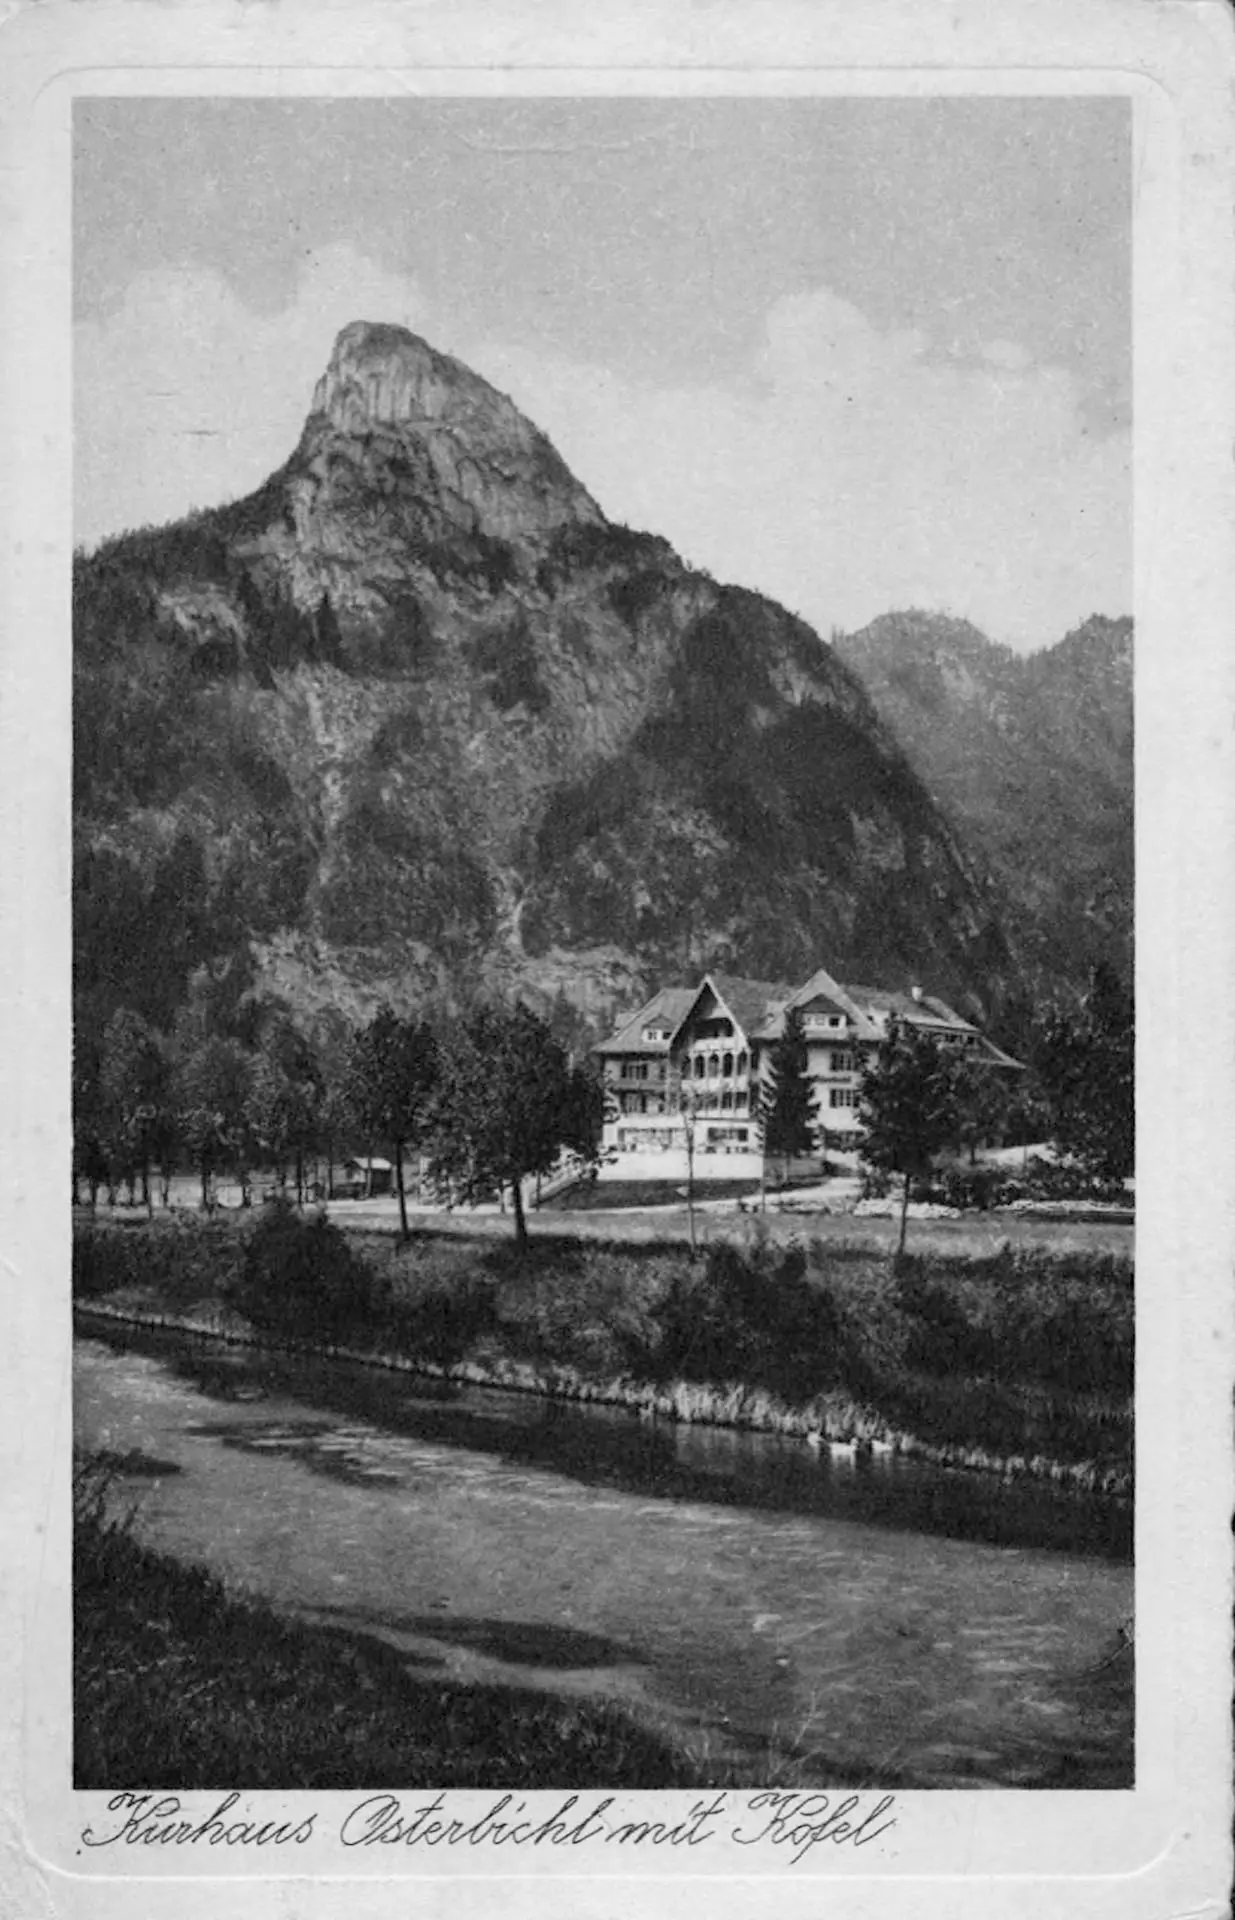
[2, 3, 1231, 1917]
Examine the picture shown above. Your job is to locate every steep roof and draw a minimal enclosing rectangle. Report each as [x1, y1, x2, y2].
[841, 983, 1023, 1068]
[842, 983, 974, 1030]
[593, 986, 698, 1056]
[595, 968, 1022, 1067]
[791, 966, 881, 1036]
[705, 972, 796, 1042]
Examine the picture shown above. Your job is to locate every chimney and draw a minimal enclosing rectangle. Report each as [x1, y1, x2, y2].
[910, 985, 923, 1003]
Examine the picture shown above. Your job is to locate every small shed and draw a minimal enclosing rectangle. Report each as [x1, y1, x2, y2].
[333, 1156, 394, 1200]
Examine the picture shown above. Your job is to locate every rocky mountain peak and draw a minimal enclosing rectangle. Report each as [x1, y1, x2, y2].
[74, 325, 1030, 1039]
[297, 321, 604, 550]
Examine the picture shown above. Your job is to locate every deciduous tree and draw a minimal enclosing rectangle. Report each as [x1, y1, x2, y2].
[344, 1009, 439, 1241]
[428, 1003, 598, 1245]
[952, 1054, 1013, 1165]
[859, 1023, 962, 1258]
[174, 1034, 255, 1209]
[247, 1017, 325, 1203]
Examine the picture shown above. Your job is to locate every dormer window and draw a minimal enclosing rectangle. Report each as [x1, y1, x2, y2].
[642, 1024, 671, 1043]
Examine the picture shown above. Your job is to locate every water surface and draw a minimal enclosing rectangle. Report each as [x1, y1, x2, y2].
[74, 1323, 1134, 1788]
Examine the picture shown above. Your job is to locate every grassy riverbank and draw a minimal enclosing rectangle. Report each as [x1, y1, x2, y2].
[73, 1210, 1133, 1494]
[74, 1454, 704, 1790]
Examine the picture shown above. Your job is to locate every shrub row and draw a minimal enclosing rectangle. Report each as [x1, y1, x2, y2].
[74, 1208, 1132, 1474]
[72, 1212, 246, 1302]
[861, 1160, 1132, 1213]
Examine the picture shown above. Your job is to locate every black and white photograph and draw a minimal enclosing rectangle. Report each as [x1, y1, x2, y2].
[3, 6, 1232, 1916]
[68, 86, 1135, 1793]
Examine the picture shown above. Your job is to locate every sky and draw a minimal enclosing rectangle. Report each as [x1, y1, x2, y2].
[74, 96, 1131, 651]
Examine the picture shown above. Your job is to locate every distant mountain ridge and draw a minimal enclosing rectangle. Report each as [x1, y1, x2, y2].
[833, 610, 1133, 991]
[74, 321, 1019, 1044]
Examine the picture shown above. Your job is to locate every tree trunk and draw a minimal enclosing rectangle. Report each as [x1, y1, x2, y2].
[200, 1161, 209, 1211]
[686, 1140, 697, 1259]
[142, 1161, 152, 1218]
[295, 1149, 304, 1208]
[88, 1176, 99, 1214]
[896, 1171, 911, 1260]
[395, 1142, 410, 1244]
[511, 1177, 528, 1247]
[161, 1166, 171, 1209]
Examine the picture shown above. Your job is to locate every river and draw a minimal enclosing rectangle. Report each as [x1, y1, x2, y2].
[74, 1321, 1133, 1789]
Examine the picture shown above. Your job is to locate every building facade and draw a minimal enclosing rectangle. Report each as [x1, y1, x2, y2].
[593, 965, 1019, 1181]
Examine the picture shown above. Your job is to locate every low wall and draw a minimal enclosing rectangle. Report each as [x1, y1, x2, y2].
[595, 1150, 823, 1185]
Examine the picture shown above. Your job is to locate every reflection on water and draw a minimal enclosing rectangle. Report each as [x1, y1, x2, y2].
[130, 1329, 1130, 1560]
[74, 1322, 1134, 1789]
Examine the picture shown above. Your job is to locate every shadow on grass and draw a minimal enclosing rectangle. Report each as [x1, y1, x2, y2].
[85, 1447, 183, 1480]
[74, 1499, 702, 1792]
[303, 1601, 643, 1672]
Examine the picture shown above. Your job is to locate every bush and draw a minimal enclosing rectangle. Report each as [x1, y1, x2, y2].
[929, 1166, 1004, 1212]
[886, 1246, 1133, 1398]
[383, 1267, 499, 1367]
[893, 1260, 996, 1375]
[654, 1236, 845, 1402]
[72, 1215, 242, 1301]
[225, 1198, 376, 1339]
[1017, 1158, 1130, 1204]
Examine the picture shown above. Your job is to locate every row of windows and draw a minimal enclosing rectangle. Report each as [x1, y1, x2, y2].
[614, 1127, 752, 1152]
[617, 1049, 860, 1081]
[688, 1051, 748, 1079]
[617, 1090, 752, 1116]
[621, 1087, 861, 1113]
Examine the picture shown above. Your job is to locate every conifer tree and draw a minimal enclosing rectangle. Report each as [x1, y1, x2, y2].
[98, 1007, 167, 1213]
[1032, 962, 1134, 1183]
[759, 1004, 818, 1188]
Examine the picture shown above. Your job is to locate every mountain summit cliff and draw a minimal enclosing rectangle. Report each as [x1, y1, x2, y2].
[297, 320, 606, 549]
[75, 323, 1018, 1039]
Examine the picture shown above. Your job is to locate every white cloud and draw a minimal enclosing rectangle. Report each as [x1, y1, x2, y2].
[75, 259, 1128, 650]
[75, 245, 427, 544]
[468, 292, 1129, 649]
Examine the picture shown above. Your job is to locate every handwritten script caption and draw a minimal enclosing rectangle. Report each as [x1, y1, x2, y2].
[81, 1789, 897, 1865]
